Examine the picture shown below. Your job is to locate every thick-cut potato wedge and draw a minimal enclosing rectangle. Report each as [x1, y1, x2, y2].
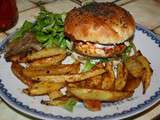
[67, 83, 80, 88]
[136, 55, 153, 94]
[27, 47, 66, 61]
[101, 62, 115, 90]
[9, 48, 66, 63]
[69, 88, 133, 101]
[115, 63, 128, 91]
[32, 68, 106, 83]
[29, 54, 66, 67]
[71, 75, 102, 89]
[48, 91, 64, 100]
[26, 62, 77, 71]
[11, 63, 33, 86]
[123, 74, 141, 92]
[125, 58, 144, 78]
[23, 81, 64, 96]
[23, 63, 80, 77]
[84, 100, 101, 111]
[85, 75, 102, 89]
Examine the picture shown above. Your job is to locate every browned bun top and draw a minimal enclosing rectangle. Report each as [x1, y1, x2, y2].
[64, 2, 135, 44]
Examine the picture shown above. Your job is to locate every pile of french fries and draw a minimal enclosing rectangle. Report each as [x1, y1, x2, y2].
[10, 47, 152, 111]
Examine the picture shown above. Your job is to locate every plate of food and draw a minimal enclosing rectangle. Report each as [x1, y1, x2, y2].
[0, 2, 160, 120]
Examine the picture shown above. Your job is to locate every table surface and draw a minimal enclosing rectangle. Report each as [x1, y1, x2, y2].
[0, 0, 160, 120]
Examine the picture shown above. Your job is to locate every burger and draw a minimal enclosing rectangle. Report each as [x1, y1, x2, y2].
[64, 2, 135, 58]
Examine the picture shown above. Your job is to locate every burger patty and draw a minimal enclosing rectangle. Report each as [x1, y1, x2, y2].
[74, 42, 126, 58]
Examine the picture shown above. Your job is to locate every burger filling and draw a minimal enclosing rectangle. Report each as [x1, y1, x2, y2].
[73, 41, 136, 72]
[74, 41, 127, 58]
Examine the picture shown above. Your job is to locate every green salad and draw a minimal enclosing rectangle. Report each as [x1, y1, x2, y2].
[13, 8, 72, 50]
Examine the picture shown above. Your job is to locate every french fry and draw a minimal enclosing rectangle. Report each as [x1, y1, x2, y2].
[23, 62, 80, 77]
[32, 68, 106, 83]
[85, 75, 102, 89]
[29, 54, 66, 67]
[67, 83, 80, 88]
[11, 62, 33, 86]
[123, 74, 141, 92]
[68, 88, 133, 101]
[23, 81, 64, 96]
[23, 47, 66, 62]
[9, 48, 66, 63]
[101, 62, 115, 90]
[84, 100, 101, 111]
[125, 59, 144, 78]
[136, 55, 153, 94]
[71, 75, 102, 89]
[48, 91, 64, 100]
[26, 61, 79, 70]
[115, 63, 128, 91]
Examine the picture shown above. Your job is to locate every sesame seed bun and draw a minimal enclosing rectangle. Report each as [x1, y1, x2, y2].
[64, 2, 135, 44]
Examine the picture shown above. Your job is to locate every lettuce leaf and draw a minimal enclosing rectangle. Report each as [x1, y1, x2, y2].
[82, 58, 110, 72]
[63, 98, 77, 112]
[32, 8, 71, 49]
[12, 21, 33, 41]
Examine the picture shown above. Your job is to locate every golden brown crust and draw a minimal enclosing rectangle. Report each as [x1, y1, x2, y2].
[64, 2, 135, 44]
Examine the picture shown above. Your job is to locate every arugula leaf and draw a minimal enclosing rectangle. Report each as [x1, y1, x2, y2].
[43, 36, 57, 48]
[82, 59, 96, 72]
[12, 21, 33, 41]
[12, 8, 71, 50]
[61, 13, 67, 22]
[122, 43, 133, 61]
[35, 32, 50, 43]
[82, 57, 111, 72]
[32, 8, 71, 50]
[66, 40, 73, 50]
[63, 98, 77, 112]
[59, 38, 68, 49]
[98, 58, 110, 62]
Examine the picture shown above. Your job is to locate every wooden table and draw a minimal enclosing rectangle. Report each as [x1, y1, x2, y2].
[0, 0, 160, 119]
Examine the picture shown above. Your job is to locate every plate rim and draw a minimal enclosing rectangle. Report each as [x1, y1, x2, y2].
[0, 24, 160, 120]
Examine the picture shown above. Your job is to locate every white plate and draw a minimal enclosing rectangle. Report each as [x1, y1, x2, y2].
[0, 24, 160, 120]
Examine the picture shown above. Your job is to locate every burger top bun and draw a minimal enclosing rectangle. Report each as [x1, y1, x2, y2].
[64, 2, 135, 44]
